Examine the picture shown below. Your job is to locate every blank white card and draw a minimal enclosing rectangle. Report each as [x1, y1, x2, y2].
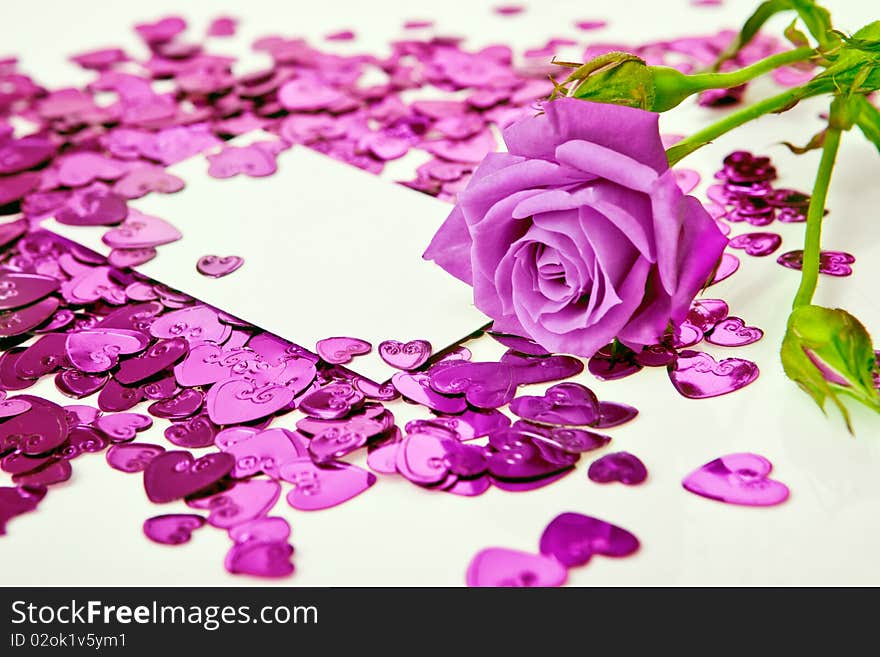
[46, 138, 488, 382]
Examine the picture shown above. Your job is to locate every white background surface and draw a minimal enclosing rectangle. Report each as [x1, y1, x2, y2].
[1, 0, 880, 586]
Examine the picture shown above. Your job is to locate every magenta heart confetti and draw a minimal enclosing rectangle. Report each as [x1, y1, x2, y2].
[378, 339, 432, 370]
[143, 514, 206, 545]
[588, 452, 648, 485]
[196, 255, 244, 278]
[668, 350, 759, 399]
[466, 548, 567, 587]
[539, 512, 640, 567]
[682, 453, 790, 506]
[728, 232, 782, 257]
[777, 250, 855, 277]
[705, 317, 763, 346]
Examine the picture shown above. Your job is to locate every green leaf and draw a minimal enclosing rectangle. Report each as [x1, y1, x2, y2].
[850, 94, 880, 152]
[789, 0, 837, 49]
[781, 128, 826, 154]
[784, 19, 811, 49]
[781, 305, 880, 433]
[566, 53, 656, 110]
[714, 0, 792, 69]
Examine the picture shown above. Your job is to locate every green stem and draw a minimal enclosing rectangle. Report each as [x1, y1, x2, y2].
[792, 106, 843, 308]
[687, 46, 815, 92]
[666, 84, 820, 165]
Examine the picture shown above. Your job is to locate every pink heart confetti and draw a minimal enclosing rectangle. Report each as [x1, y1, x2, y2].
[682, 453, 790, 506]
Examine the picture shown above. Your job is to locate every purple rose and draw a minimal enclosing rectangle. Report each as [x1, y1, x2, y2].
[423, 98, 728, 356]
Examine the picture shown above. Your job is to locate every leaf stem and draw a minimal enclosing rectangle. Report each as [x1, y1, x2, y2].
[792, 103, 843, 308]
[688, 46, 815, 91]
[666, 83, 822, 165]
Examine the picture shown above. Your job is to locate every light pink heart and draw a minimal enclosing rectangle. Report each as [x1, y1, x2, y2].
[102, 209, 182, 249]
[683, 453, 789, 506]
[206, 377, 294, 425]
[280, 457, 376, 511]
[65, 329, 150, 372]
[705, 317, 764, 347]
[466, 548, 568, 587]
[187, 479, 281, 528]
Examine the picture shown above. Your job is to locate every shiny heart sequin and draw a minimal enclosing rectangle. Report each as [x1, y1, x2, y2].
[668, 350, 759, 399]
[539, 512, 640, 567]
[187, 479, 281, 528]
[378, 339, 432, 370]
[777, 249, 854, 277]
[0, 273, 59, 311]
[705, 317, 763, 347]
[102, 209, 182, 250]
[223, 427, 306, 478]
[728, 232, 782, 257]
[315, 336, 371, 365]
[196, 255, 244, 278]
[206, 378, 294, 425]
[510, 383, 599, 426]
[65, 329, 150, 373]
[280, 458, 376, 511]
[225, 540, 294, 578]
[143, 450, 234, 504]
[143, 513, 206, 545]
[588, 452, 648, 485]
[95, 412, 152, 442]
[106, 442, 165, 473]
[466, 548, 567, 587]
[682, 453, 789, 506]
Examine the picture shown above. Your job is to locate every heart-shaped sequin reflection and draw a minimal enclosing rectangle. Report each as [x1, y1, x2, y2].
[196, 255, 244, 278]
[777, 249, 855, 277]
[588, 452, 648, 485]
[187, 479, 281, 529]
[143, 450, 235, 504]
[509, 382, 599, 426]
[143, 513, 206, 545]
[466, 548, 567, 587]
[668, 351, 759, 399]
[225, 540, 294, 578]
[315, 336, 372, 365]
[705, 317, 763, 347]
[539, 512, 640, 567]
[378, 339, 432, 370]
[105, 442, 165, 473]
[728, 232, 782, 257]
[682, 453, 789, 506]
[280, 457, 376, 510]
